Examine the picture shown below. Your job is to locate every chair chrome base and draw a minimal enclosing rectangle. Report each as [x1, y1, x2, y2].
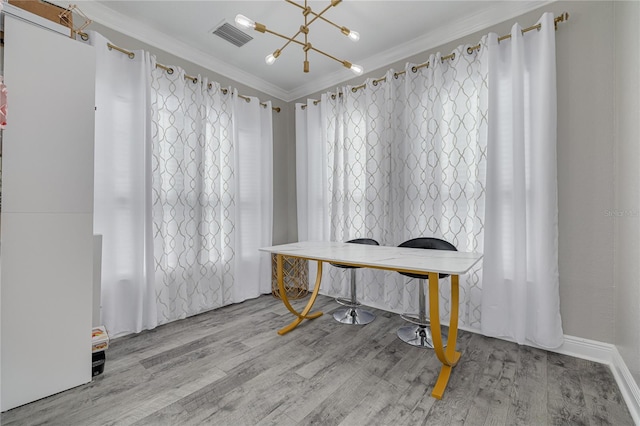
[335, 297, 361, 307]
[397, 324, 448, 349]
[332, 307, 375, 325]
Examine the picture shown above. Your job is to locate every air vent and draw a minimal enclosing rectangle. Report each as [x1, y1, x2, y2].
[211, 21, 253, 47]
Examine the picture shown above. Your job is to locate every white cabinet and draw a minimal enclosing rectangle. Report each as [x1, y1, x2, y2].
[0, 16, 96, 411]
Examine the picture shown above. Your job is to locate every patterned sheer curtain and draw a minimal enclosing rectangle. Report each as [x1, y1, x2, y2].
[92, 39, 273, 336]
[299, 46, 486, 329]
[296, 12, 562, 347]
[150, 64, 273, 325]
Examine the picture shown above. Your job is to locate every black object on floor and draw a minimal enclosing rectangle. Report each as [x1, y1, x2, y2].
[92, 351, 105, 376]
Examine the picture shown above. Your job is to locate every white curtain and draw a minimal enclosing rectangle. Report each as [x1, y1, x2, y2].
[92, 36, 273, 335]
[230, 92, 274, 302]
[296, 12, 563, 348]
[295, 100, 328, 243]
[90, 32, 158, 336]
[150, 64, 273, 325]
[480, 14, 563, 347]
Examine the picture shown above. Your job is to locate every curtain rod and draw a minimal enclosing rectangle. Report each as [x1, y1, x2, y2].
[103, 41, 281, 113]
[300, 12, 569, 109]
[153, 62, 281, 112]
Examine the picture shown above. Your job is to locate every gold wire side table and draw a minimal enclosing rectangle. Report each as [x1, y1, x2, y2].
[271, 254, 309, 300]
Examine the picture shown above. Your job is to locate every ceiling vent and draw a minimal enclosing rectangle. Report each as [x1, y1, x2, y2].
[211, 20, 253, 47]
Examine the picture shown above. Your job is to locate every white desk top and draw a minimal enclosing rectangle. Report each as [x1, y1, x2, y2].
[260, 241, 483, 275]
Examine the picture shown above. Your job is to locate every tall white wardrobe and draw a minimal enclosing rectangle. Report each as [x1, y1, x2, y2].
[0, 11, 96, 411]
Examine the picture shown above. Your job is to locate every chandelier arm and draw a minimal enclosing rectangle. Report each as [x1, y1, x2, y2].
[308, 44, 346, 66]
[314, 15, 342, 32]
[263, 28, 307, 48]
[284, 0, 334, 24]
[263, 20, 307, 51]
[308, 5, 334, 28]
[285, 0, 343, 32]
[304, 0, 309, 70]
[276, 38, 295, 54]
[285, 0, 306, 11]
[300, 2, 337, 30]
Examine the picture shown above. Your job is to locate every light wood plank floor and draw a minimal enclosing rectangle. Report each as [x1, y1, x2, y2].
[2, 294, 634, 425]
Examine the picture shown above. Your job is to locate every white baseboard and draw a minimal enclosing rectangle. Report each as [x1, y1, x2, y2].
[552, 335, 617, 364]
[609, 346, 640, 425]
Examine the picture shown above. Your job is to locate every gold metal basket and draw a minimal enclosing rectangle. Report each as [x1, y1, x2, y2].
[271, 254, 308, 300]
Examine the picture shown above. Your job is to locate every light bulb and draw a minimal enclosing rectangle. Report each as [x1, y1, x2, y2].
[350, 64, 364, 75]
[235, 14, 255, 30]
[265, 53, 277, 65]
[341, 26, 359, 42]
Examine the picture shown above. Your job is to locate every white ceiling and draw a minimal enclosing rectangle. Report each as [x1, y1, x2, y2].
[54, 1, 552, 101]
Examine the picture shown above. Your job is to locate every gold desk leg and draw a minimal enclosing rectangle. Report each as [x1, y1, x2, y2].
[277, 254, 324, 335]
[429, 272, 461, 399]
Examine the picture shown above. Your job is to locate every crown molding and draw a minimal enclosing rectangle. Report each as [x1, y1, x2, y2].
[47, 0, 555, 103]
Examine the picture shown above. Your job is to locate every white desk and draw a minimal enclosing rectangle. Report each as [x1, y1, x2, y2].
[260, 241, 483, 399]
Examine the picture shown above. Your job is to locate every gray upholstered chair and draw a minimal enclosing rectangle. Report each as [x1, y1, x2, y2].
[396, 237, 457, 348]
[330, 238, 379, 325]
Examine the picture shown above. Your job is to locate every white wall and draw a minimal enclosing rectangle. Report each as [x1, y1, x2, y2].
[554, 1, 616, 346]
[614, 0, 640, 386]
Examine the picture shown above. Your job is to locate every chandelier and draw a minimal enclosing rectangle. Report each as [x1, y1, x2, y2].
[235, 0, 363, 75]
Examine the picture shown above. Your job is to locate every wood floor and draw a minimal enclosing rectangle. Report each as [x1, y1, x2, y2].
[2, 294, 634, 426]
